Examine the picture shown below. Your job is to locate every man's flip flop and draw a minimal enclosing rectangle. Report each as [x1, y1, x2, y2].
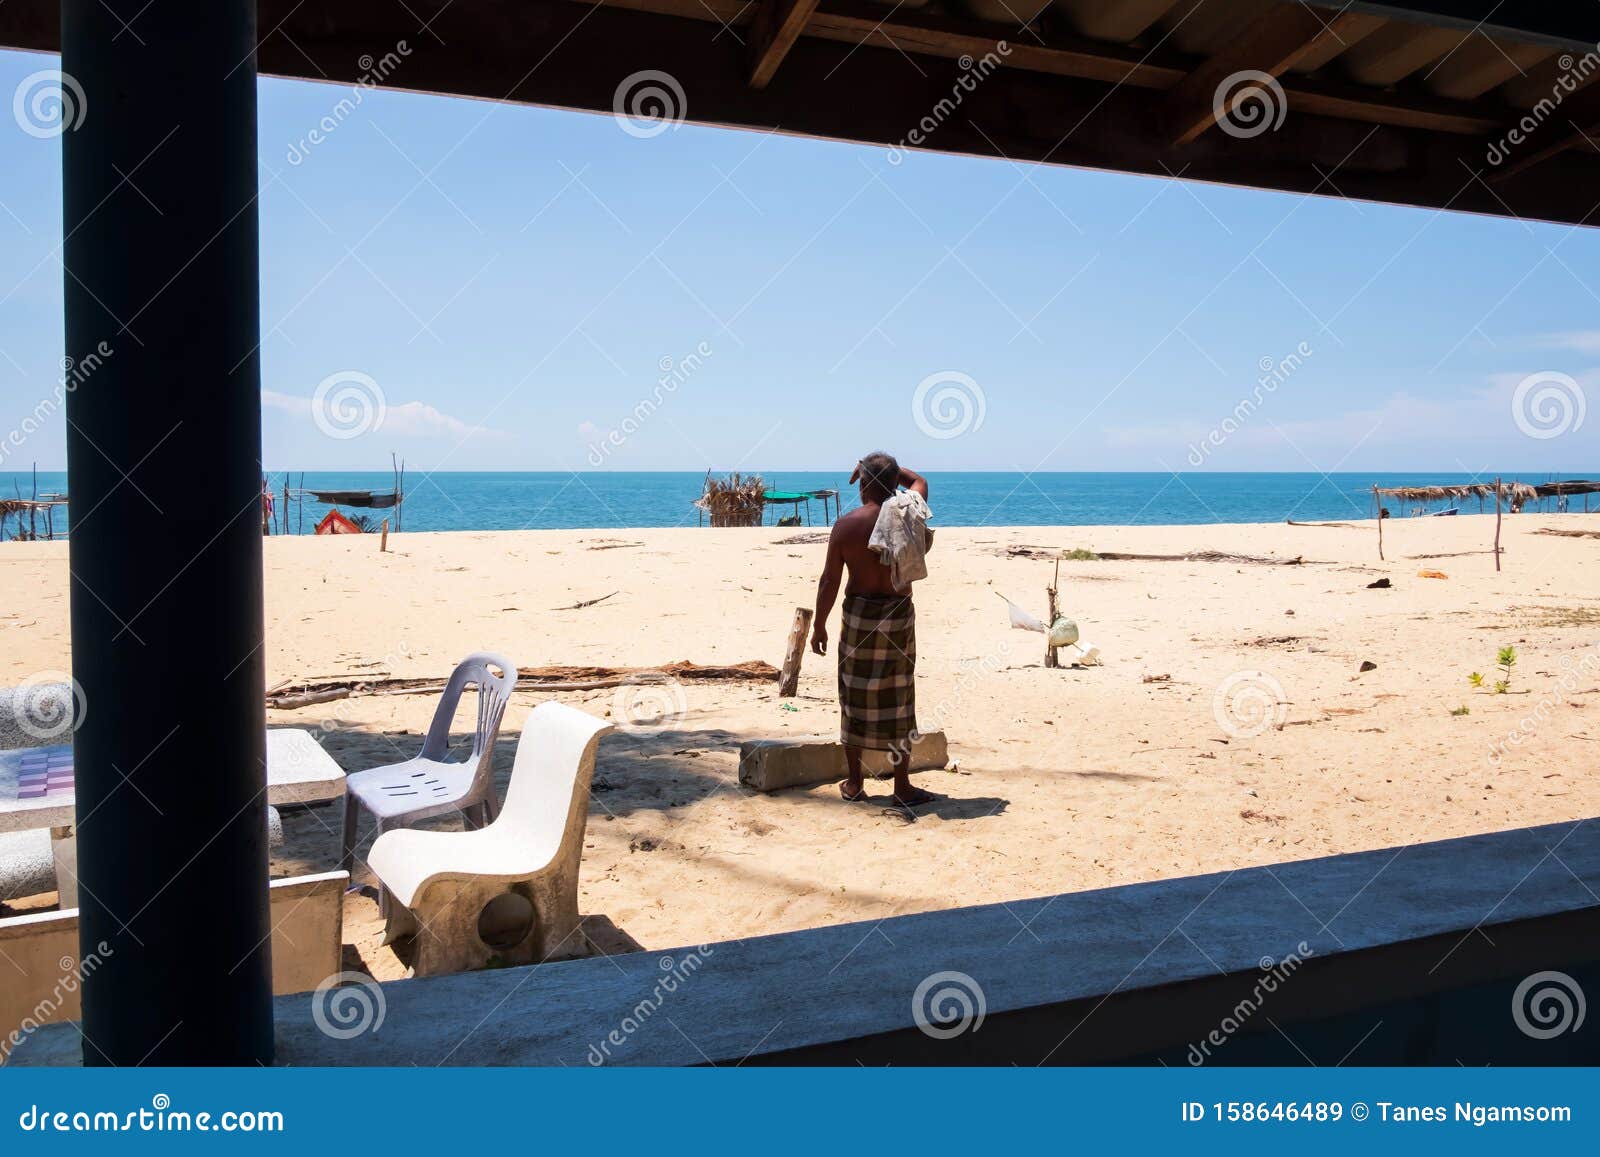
[840, 783, 868, 802]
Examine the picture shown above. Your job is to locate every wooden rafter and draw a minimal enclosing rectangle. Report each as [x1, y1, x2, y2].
[1164, 6, 1386, 145]
[598, 0, 1502, 135]
[748, 0, 823, 89]
[1486, 78, 1600, 183]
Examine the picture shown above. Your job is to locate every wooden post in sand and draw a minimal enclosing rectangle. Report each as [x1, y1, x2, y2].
[1044, 558, 1061, 668]
[778, 606, 814, 697]
[1373, 484, 1384, 561]
[1493, 478, 1503, 572]
[380, 517, 390, 553]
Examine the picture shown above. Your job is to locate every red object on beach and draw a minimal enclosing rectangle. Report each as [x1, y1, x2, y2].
[315, 509, 363, 536]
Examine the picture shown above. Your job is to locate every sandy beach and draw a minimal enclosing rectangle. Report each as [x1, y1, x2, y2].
[3, 514, 1598, 979]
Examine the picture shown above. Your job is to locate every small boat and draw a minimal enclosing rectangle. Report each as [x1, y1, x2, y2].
[1430, 507, 1459, 516]
[307, 489, 399, 509]
[314, 509, 364, 535]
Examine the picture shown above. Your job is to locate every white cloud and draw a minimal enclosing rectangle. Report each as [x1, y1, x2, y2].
[261, 389, 502, 440]
[1529, 331, 1600, 355]
[261, 388, 312, 416]
[383, 401, 500, 439]
[1103, 368, 1599, 466]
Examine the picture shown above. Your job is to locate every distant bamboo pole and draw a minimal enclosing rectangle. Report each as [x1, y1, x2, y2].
[1494, 477, 1503, 572]
[1044, 557, 1061, 669]
[1373, 485, 1383, 561]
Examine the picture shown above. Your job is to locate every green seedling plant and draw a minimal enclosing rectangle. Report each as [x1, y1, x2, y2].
[1467, 646, 1517, 694]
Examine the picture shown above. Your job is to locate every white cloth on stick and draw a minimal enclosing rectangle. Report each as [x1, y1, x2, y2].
[869, 491, 935, 593]
[1003, 596, 1045, 633]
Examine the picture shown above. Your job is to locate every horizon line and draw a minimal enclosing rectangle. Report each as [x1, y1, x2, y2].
[5, 466, 1598, 476]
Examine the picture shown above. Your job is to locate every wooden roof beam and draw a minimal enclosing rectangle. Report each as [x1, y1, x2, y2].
[1164, 6, 1385, 146]
[1487, 79, 1600, 182]
[749, 0, 823, 89]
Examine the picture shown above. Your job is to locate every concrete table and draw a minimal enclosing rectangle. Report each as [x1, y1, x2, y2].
[0, 728, 345, 905]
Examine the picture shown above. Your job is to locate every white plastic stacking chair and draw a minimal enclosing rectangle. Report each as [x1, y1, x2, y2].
[367, 701, 612, 977]
[340, 652, 517, 875]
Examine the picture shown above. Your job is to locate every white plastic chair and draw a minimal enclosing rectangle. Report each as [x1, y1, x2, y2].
[366, 701, 612, 977]
[340, 652, 516, 875]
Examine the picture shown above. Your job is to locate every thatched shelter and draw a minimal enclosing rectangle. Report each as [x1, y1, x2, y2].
[1534, 480, 1600, 499]
[1373, 480, 1600, 515]
[694, 472, 766, 527]
[1374, 482, 1544, 516]
[1374, 482, 1537, 507]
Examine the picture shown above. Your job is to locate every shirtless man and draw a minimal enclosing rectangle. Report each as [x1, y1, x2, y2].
[810, 452, 933, 807]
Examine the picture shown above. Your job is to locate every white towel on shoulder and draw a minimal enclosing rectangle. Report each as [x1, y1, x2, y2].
[869, 491, 934, 592]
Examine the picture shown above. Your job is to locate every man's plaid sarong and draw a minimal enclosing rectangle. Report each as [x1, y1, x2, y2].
[838, 593, 916, 751]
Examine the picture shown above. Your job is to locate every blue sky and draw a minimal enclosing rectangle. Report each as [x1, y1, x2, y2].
[1, 47, 1597, 474]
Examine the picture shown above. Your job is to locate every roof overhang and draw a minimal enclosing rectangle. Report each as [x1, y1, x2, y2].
[4, 0, 1600, 226]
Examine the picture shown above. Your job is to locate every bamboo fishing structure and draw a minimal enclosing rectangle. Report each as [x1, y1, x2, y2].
[275, 456, 407, 535]
[0, 463, 68, 541]
[1363, 476, 1596, 567]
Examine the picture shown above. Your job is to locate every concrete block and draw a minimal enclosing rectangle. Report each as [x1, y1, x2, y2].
[738, 732, 948, 792]
[0, 870, 347, 1061]
[0, 684, 75, 752]
[0, 909, 78, 1063]
[0, 830, 55, 904]
[266, 871, 347, 996]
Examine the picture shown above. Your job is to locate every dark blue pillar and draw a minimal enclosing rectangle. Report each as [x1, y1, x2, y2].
[62, 0, 273, 1064]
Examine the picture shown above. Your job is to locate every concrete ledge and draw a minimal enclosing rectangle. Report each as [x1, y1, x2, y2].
[14, 820, 1599, 1066]
[738, 732, 948, 792]
[3, 871, 345, 1062]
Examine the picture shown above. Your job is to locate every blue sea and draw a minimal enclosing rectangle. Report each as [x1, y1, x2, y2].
[1, 471, 1584, 538]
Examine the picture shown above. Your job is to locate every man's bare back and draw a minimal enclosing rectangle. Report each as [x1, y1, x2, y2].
[830, 502, 901, 597]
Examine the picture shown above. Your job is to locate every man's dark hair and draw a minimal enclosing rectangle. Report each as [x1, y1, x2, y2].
[858, 451, 899, 503]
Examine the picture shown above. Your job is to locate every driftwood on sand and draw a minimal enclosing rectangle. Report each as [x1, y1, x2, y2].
[1091, 550, 1312, 566]
[1533, 527, 1600, 541]
[1006, 546, 1313, 565]
[552, 591, 618, 610]
[267, 659, 779, 710]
